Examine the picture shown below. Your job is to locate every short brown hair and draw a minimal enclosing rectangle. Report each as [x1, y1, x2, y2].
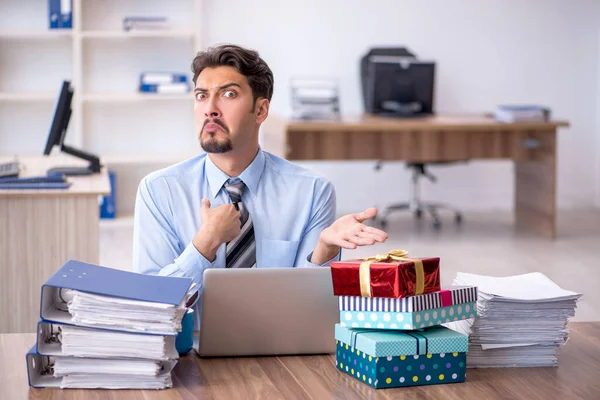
[191, 44, 274, 102]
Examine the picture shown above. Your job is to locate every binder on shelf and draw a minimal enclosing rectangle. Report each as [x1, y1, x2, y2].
[139, 73, 190, 94]
[48, 0, 59, 29]
[39, 260, 193, 335]
[140, 72, 188, 85]
[48, 0, 72, 30]
[99, 170, 116, 219]
[139, 83, 190, 94]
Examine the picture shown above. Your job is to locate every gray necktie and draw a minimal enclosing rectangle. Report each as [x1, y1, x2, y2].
[224, 180, 256, 268]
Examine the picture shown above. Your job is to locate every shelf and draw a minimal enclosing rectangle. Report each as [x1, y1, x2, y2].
[83, 93, 193, 102]
[81, 30, 194, 39]
[102, 153, 198, 165]
[0, 92, 57, 102]
[3, 0, 201, 162]
[0, 31, 72, 39]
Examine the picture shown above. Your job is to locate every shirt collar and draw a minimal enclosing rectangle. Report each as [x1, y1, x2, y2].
[205, 147, 265, 200]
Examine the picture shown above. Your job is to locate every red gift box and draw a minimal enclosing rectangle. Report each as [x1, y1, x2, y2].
[330, 250, 440, 298]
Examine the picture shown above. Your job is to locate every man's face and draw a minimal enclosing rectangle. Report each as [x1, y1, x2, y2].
[193, 66, 268, 154]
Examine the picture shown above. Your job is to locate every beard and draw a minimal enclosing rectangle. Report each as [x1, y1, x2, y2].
[199, 118, 232, 153]
[200, 134, 233, 153]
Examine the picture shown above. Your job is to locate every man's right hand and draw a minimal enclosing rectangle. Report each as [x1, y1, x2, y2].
[192, 198, 241, 262]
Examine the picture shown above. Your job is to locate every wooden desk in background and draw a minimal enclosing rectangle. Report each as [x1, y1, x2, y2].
[285, 114, 569, 239]
[0, 155, 110, 333]
[2, 323, 598, 399]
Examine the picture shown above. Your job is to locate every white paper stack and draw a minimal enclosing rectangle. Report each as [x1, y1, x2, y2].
[123, 17, 169, 32]
[28, 260, 197, 390]
[54, 358, 168, 376]
[62, 289, 188, 335]
[494, 105, 550, 122]
[59, 325, 179, 361]
[290, 77, 341, 121]
[56, 358, 176, 389]
[447, 272, 582, 368]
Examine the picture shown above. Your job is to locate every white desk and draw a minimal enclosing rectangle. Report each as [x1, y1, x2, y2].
[0, 155, 110, 333]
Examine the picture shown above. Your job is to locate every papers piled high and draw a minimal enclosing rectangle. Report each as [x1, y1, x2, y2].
[62, 289, 188, 335]
[448, 272, 582, 368]
[55, 324, 179, 360]
[494, 105, 551, 122]
[61, 371, 174, 390]
[27, 260, 194, 390]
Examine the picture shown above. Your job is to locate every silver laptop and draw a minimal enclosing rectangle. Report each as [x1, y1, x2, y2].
[198, 267, 339, 357]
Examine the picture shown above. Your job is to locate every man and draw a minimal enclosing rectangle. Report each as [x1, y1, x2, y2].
[133, 44, 388, 328]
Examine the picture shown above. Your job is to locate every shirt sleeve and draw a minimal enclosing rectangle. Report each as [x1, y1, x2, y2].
[293, 177, 341, 267]
[132, 176, 215, 290]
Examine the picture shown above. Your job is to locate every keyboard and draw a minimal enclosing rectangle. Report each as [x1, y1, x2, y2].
[0, 175, 71, 190]
[0, 161, 20, 178]
[0, 175, 66, 184]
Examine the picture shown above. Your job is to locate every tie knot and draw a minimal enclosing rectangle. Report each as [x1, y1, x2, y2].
[224, 180, 245, 203]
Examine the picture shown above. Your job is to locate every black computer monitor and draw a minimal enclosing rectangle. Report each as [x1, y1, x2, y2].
[44, 80, 101, 176]
[364, 58, 435, 117]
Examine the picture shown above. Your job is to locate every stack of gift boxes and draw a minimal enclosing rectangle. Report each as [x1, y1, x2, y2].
[330, 250, 478, 389]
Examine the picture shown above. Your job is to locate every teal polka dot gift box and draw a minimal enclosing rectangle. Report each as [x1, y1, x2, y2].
[340, 302, 476, 330]
[335, 324, 468, 389]
[337, 286, 478, 330]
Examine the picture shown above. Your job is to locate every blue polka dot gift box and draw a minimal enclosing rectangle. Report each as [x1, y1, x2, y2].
[338, 286, 478, 331]
[334, 324, 468, 389]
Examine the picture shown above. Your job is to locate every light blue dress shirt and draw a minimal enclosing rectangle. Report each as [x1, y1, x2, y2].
[132, 147, 340, 328]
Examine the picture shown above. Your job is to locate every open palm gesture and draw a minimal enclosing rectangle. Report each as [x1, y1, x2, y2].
[319, 207, 388, 250]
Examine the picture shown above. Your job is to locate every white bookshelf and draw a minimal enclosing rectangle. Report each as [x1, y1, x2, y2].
[0, 0, 203, 156]
[82, 92, 193, 103]
[0, 31, 73, 39]
[0, 92, 58, 102]
[81, 30, 195, 39]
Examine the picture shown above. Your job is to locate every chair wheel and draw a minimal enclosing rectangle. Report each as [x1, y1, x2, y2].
[414, 209, 422, 219]
[455, 213, 463, 225]
[432, 219, 442, 229]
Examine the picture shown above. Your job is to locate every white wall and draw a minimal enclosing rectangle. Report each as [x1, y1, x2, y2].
[203, 0, 600, 215]
[597, 22, 600, 208]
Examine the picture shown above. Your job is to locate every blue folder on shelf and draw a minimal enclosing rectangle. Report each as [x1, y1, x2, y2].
[48, 0, 72, 29]
[40, 260, 193, 335]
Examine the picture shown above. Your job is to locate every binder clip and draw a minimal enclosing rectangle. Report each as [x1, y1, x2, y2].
[40, 356, 55, 376]
[45, 324, 62, 344]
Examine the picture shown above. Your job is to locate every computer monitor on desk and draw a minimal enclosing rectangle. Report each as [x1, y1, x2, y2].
[44, 81, 102, 176]
[361, 47, 435, 118]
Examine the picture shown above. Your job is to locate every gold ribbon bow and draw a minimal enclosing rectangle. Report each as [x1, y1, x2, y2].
[359, 249, 424, 297]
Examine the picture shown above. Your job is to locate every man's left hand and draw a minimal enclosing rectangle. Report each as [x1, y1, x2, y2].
[310, 207, 388, 264]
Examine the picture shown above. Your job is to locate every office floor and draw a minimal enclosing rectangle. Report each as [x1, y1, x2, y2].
[100, 209, 600, 322]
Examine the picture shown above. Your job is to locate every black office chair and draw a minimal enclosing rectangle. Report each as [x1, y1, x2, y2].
[375, 161, 463, 229]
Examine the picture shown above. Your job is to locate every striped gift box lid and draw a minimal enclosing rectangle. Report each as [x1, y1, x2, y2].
[338, 286, 477, 313]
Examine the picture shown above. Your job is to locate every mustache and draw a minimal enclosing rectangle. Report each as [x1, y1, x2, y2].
[202, 118, 229, 133]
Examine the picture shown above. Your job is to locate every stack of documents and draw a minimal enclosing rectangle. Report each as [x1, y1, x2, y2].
[123, 17, 169, 31]
[64, 289, 187, 335]
[53, 324, 178, 360]
[447, 272, 582, 368]
[61, 372, 174, 390]
[139, 72, 190, 94]
[290, 77, 341, 120]
[494, 105, 551, 123]
[53, 357, 172, 377]
[27, 260, 194, 390]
